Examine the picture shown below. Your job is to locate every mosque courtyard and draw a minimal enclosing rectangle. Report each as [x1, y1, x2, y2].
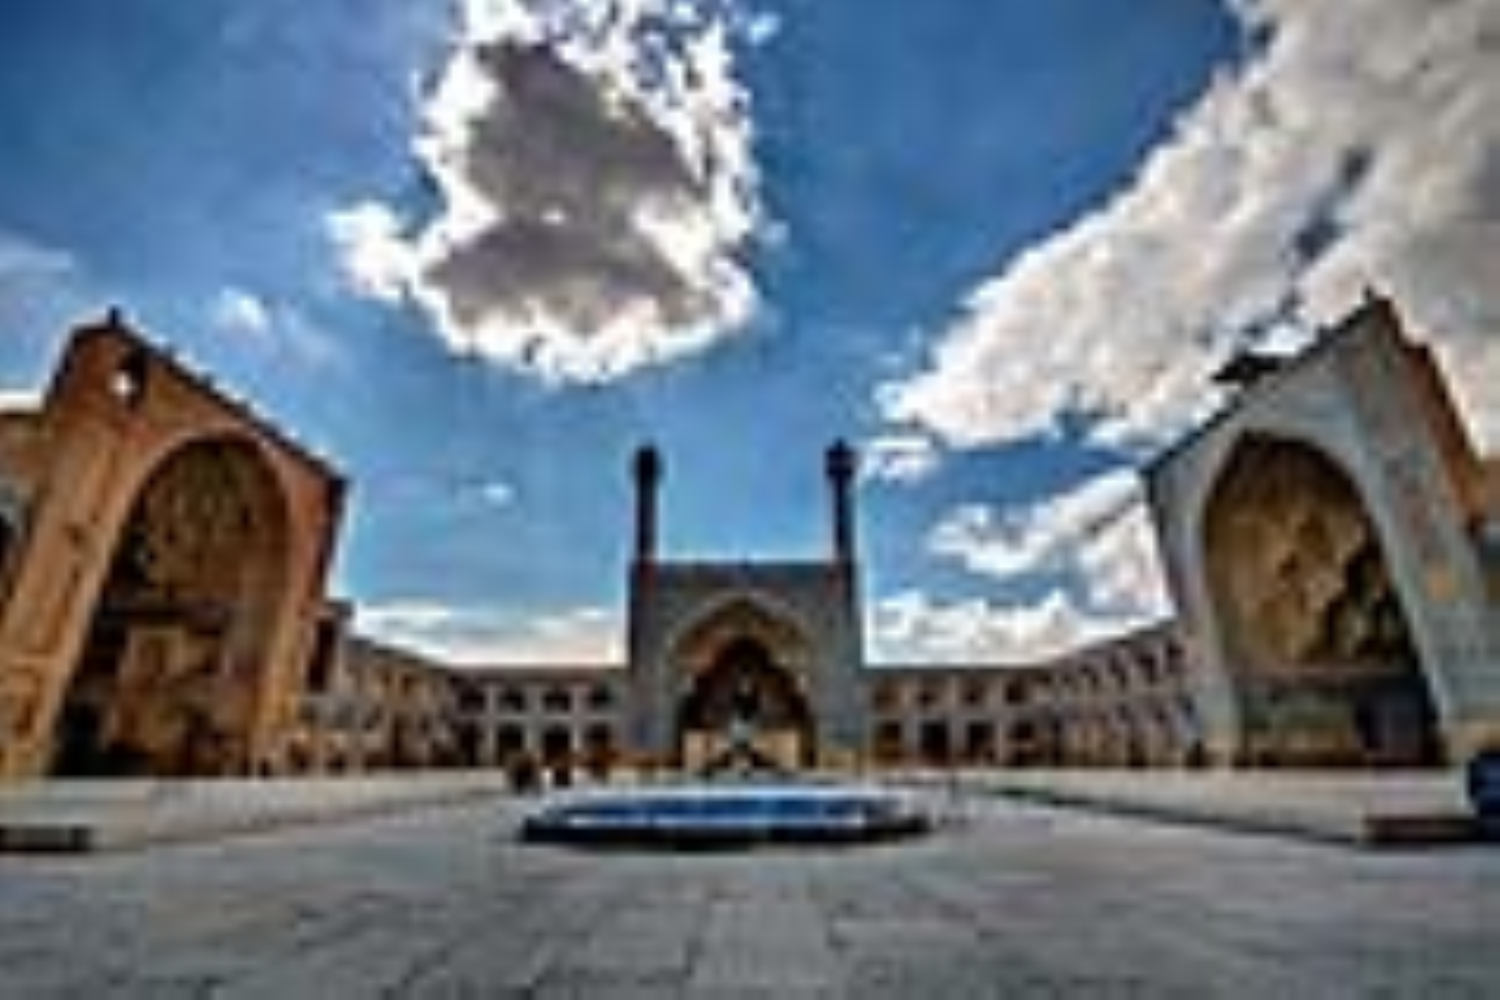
[4, 791, 1499, 998]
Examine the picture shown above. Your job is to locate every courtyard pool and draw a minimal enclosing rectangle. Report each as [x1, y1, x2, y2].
[519, 781, 931, 848]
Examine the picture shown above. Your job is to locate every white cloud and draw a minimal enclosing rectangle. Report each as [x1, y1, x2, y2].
[927, 469, 1164, 618]
[870, 588, 1136, 665]
[862, 432, 942, 484]
[1072, 499, 1170, 622]
[0, 229, 81, 312]
[211, 288, 273, 338]
[0, 388, 42, 413]
[929, 470, 1137, 581]
[0, 231, 75, 281]
[882, 0, 1500, 451]
[208, 287, 342, 368]
[0, 229, 94, 386]
[476, 479, 515, 508]
[910, 469, 1168, 661]
[326, 202, 412, 302]
[357, 600, 620, 667]
[329, 0, 766, 384]
[368, 472, 518, 514]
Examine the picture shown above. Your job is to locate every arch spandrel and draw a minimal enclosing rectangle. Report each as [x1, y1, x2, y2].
[665, 594, 815, 683]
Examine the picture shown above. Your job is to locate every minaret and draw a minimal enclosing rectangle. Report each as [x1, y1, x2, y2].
[632, 443, 663, 564]
[825, 439, 857, 565]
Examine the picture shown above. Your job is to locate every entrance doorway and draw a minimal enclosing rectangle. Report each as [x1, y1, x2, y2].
[676, 637, 814, 773]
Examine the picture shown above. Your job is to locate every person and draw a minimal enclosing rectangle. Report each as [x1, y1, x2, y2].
[507, 751, 541, 795]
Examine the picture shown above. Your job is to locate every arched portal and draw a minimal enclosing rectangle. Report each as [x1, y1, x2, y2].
[51, 437, 290, 776]
[1203, 435, 1441, 766]
[676, 637, 814, 773]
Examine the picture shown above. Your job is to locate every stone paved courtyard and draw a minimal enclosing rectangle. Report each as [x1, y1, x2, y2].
[3, 793, 1499, 998]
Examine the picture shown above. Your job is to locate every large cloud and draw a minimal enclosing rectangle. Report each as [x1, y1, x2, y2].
[871, 588, 1139, 666]
[928, 469, 1166, 618]
[873, 470, 1168, 663]
[357, 600, 619, 667]
[882, 0, 1500, 451]
[330, 0, 766, 383]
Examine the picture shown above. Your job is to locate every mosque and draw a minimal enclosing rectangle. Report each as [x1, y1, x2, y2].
[1, 295, 1497, 781]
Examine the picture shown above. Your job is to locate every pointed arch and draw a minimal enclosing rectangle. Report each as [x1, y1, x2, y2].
[1201, 433, 1441, 765]
[51, 434, 293, 776]
[667, 593, 815, 681]
[667, 594, 817, 771]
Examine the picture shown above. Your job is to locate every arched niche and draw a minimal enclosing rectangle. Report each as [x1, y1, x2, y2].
[669, 599, 817, 772]
[51, 436, 291, 776]
[1201, 434, 1441, 766]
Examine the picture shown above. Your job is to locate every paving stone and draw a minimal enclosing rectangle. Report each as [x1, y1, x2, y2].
[2, 791, 1500, 997]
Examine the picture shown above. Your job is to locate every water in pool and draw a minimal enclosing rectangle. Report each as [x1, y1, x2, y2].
[519, 780, 932, 848]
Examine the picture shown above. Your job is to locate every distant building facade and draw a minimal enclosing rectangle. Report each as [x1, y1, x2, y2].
[622, 441, 867, 770]
[287, 610, 464, 774]
[869, 623, 1200, 769]
[379, 624, 1195, 779]
[365, 445, 1202, 779]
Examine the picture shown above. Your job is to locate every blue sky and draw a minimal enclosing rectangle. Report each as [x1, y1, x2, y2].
[2, 1, 1497, 665]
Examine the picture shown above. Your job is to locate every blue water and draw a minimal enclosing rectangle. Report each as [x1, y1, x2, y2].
[521, 782, 929, 844]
